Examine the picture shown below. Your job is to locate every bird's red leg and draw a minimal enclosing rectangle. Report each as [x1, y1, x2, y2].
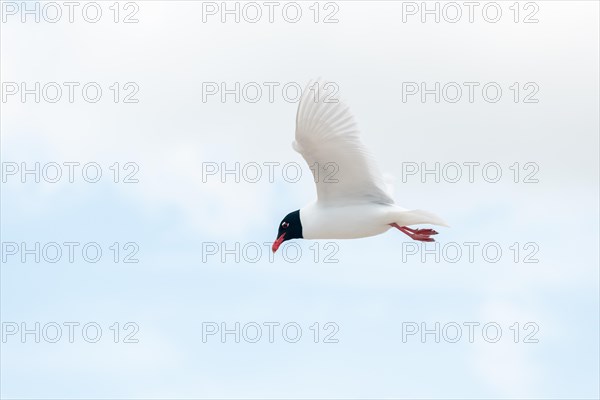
[389, 223, 437, 242]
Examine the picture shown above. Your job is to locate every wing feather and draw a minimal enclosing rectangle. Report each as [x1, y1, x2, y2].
[293, 80, 395, 205]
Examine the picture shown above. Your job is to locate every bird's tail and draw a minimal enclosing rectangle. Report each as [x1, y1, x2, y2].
[393, 209, 449, 228]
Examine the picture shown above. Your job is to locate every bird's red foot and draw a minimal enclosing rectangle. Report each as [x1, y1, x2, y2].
[402, 226, 438, 236]
[412, 235, 435, 242]
[389, 223, 437, 242]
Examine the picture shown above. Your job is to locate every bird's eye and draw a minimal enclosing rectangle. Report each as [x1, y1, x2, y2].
[281, 222, 289, 228]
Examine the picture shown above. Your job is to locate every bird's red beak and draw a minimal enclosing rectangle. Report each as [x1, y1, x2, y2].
[272, 233, 286, 253]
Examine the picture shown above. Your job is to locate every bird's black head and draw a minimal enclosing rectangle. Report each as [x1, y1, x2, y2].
[272, 210, 303, 253]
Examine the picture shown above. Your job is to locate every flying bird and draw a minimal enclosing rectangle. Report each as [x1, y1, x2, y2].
[272, 80, 447, 253]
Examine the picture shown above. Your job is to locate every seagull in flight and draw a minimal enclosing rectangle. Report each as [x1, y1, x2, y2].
[272, 80, 447, 253]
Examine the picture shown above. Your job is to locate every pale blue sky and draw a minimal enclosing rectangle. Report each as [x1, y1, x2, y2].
[1, 1, 599, 398]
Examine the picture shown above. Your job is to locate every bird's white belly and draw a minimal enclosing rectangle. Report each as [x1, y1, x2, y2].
[300, 203, 396, 240]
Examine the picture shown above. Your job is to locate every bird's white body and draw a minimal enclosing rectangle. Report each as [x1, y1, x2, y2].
[300, 202, 396, 239]
[300, 202, 446, 240]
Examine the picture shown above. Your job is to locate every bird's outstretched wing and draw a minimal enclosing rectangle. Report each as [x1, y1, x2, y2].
[293, 80, 395, 206]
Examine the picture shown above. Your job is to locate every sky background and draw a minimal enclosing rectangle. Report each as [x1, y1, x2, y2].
[1, 1, 599, 399]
